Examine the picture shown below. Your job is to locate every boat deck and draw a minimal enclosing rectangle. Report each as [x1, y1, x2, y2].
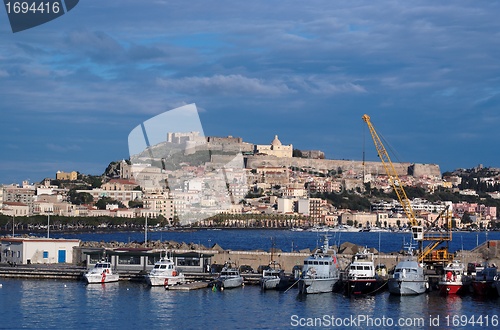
[168, 281, 211, 291]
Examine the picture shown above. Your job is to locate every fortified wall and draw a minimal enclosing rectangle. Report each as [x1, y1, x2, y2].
[244, 155, 441, 178]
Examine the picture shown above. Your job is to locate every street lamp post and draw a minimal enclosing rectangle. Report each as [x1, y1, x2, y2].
[47, 211, 51, 238]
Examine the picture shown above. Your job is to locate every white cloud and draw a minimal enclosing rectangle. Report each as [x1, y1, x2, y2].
[46, 144, 82, 152]
[157, 74, 293, 96]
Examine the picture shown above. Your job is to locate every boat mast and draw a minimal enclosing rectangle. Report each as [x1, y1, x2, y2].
[145, 214, 148, 247]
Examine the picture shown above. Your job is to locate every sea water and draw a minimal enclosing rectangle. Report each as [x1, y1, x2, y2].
[48, 229, 499, 254]
[1, 230, 499, 329]
[0, 278, 499, 329]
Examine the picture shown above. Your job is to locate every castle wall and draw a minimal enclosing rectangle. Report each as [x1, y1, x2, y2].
[244, 155, 441, 178]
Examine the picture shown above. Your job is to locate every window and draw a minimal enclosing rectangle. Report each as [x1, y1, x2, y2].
[118, 256, 141, 265]
[17, 251, 20, 258]
[43, 251, 49, 258]
[176, 257, 200, 267]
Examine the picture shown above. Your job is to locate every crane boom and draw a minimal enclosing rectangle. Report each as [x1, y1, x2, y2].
[362, 114, 423, 241]
[362, 114, 453, 264]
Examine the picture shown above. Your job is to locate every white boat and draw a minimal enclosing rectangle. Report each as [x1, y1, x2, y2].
[298, 236, 340, 294]
[260, 261, 287, 291]
[345, 250, 388, 296]
[438, 260, 471, 295]
[212, 262, 244, 290]
[332, 225, 358, 232]
[84, 259, 119, 284]
[308, 225, 332, 232]
[388, 244, 428, 296]
[145, 256, 186, 287]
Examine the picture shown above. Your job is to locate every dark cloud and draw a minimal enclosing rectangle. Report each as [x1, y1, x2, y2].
[1, 0, 500, 181]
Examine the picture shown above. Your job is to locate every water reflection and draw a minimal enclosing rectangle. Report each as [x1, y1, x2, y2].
[1, 278, 499, 329]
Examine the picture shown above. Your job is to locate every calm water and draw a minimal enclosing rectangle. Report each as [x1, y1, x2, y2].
[47, 229, 500, 254]
[1, 230, 500, 329]
[0, 278, 499, 329]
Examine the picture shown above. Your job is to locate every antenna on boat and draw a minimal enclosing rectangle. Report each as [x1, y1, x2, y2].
[377, 231, 381, 267]
[144, 214, 148, 247]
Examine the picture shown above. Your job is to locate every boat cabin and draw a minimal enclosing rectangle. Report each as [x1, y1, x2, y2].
[221, 269, 240, 277]
[347, 251, 377, 279]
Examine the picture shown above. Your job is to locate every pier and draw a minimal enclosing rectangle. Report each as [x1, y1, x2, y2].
[0, 264, 85, 280]
[1, 240, 499, 292]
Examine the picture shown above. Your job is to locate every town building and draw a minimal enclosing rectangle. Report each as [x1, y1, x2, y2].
[75, 188, 142, 207]
[142, 191, 175, 221]
[254, 135, 293, 158]
[1, 201, 30, 217]
[56, 171, 78, 181]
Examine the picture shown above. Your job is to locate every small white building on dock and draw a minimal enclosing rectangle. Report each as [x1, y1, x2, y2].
[0, 237, 81, 265]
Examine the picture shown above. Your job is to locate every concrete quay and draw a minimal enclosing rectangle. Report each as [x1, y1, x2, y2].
[0, 264, 86, 280]
[1, 240, 498, 285]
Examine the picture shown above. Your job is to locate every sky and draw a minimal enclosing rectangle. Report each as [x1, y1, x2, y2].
[1, 0, 500, 184]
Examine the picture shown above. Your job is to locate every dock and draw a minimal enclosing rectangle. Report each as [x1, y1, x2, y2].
[0, 264, 85, 280]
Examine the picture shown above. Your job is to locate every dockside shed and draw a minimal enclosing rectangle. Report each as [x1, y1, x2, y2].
[0, 237, 81, 265]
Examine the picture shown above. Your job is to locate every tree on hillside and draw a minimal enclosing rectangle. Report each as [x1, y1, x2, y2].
[292, 149, 303, 158]
[95, 197, 125, 210]
[461, 212, 473, 225]
[68, 190, 94, 205]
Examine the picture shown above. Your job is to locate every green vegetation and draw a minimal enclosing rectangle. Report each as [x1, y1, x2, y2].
[0, 214, 162, 232]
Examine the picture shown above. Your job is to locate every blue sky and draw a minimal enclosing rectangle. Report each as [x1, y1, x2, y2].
[1, 1, 500, 184]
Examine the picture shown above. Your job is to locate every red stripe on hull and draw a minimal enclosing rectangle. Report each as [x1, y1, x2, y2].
[439, 283, 462, 295]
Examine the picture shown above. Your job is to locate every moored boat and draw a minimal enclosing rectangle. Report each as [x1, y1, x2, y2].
[495, 276, 500, 296]
[84, 259, 119, 284]
[145, 256, 186, 288]
[260, 261, 287, 291]
[438, 260, 470, 295]
[388, 259, 428, 296]
[345, 250, 388, 296]
[212, 262, 244, 290]
[298, 236, 340, 294]
[471, 265, 498, 297]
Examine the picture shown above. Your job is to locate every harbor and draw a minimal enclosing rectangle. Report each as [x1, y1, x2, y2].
[1, 230, 499, 330]
[1, 235, 498, 294]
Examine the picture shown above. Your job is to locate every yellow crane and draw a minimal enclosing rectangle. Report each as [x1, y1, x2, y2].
[362, 114, 453, 265]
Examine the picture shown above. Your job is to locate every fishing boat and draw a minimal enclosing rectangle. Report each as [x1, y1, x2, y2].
[495, 276, 500, 296]
[388, 244, 428, 296]
[298, 236, 340, 294]
[83, 259, 119, 284]
[211, 262, 244, 290]
[471, 265, 498, 296]
[438, 260, 470, 295]
[145, 255, 186, 288]
[345, 249, 388, 296]
[260, 261, 287, 291]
